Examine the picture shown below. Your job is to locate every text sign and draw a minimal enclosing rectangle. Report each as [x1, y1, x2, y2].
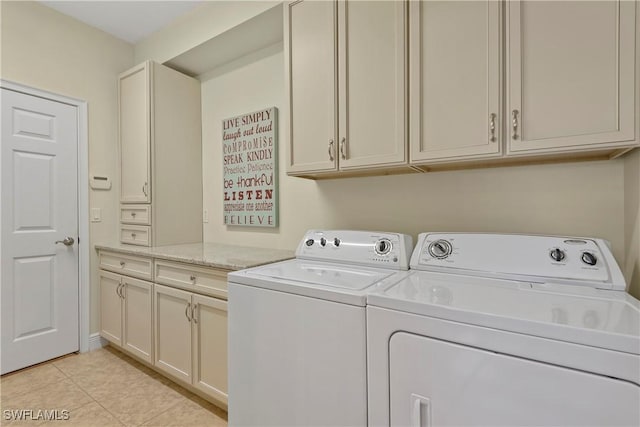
[222, 107, 278, 227]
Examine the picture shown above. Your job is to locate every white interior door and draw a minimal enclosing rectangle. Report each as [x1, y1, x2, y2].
[1, 87, 79, 374]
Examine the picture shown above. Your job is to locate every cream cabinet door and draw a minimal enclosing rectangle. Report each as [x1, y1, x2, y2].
[192, 294, 228, 404]
[99, 271, 122, 346]
[338, 0, 407, 170]
[154, 284, 192, 383]
[507, 0, 636, 154]
[122, 277, 153, 364]
[119, 62, 151, 203]
[285, 0, 338, 174]
[410, 1, 501, 163]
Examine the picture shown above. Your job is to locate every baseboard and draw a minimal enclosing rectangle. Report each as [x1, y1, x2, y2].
[88, 333, 108, 351]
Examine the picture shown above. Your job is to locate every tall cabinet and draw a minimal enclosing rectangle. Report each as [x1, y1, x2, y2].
[285, 0, 408, 176]
[118, 61, 202, 246]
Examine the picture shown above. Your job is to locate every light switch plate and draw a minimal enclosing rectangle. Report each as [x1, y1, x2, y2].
[91, 208, 101, 222]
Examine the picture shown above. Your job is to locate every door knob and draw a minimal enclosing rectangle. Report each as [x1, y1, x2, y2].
[55, 237, 75, 246]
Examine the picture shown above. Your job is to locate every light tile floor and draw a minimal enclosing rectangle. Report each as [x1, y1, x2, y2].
[0, 346, 228, 426]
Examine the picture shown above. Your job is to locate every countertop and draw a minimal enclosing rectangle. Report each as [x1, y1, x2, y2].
[95, 242, 295, 271]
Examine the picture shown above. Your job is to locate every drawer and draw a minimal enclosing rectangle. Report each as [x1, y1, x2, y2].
[99, 251, 153, 281]
[120, 224, 151, 246]
[120, 205, 151, 225]
[155, 260, 229, 299]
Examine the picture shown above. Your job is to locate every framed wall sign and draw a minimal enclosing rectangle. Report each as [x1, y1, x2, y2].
[222, 107, 278, 227]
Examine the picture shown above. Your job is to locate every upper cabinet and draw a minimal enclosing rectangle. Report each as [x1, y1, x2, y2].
[120, 64, 151, 203]
[285, 0, 409, 177]
[285, 0, 639, 178]
[118, 61, 203, 246]
[409, 1, 502, 163]
[507, 0, 637, 155]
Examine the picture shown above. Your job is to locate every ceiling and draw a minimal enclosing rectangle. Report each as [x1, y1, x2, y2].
[39, 1, 204, 44]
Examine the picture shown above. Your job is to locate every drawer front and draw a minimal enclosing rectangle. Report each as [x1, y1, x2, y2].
[120, 205, 151, 225]
[120, 224, 151, 246]
[99, 251, 153, 281]
[155, 260, 229, 299]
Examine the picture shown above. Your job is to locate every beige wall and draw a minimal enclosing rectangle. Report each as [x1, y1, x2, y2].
[134, 1, 279, 64]
[201, 45, 630, 280]
[624, 150, 640, 298]
[0, 1, 134, 333]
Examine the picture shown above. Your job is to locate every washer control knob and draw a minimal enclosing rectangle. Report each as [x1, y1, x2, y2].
[333, 238, 341, 247]
[320, 237, 327, 247]
[550, 248, 565, 262]
[428, 240, 452, 259]
[581, 252, 597, 266]
[305, 238, 314, 247]
[375, 238, 392, 255]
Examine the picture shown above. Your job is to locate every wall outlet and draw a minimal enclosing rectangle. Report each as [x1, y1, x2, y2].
[203, 209, 209, 223]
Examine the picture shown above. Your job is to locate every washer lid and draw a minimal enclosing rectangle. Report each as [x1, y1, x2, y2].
[229, 259, 406, 306]
[368, 271, 640, 354]
[250, 261, 393, 289]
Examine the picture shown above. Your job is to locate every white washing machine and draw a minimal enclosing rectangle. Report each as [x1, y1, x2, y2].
[367, 233, 640, 427]
[228, 229, 413, 427]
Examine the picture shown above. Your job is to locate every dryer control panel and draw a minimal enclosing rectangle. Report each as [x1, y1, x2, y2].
[296, 230, 413, 270]
[410, 233, 626, 290]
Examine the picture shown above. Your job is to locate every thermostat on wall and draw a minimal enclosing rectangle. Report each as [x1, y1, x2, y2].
[90, 175, 111, 190]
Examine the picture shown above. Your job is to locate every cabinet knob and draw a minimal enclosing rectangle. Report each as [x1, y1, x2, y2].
[131, 233, 136, 239]
[131, 212, 136, 218]
[190, 275, 196, 282]
[120, 261, 125, 267]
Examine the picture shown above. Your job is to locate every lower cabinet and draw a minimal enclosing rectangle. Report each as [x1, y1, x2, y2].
[99, 250, 229, 408]
[154, 284, 228, 404]
[99, 270, 153, 364]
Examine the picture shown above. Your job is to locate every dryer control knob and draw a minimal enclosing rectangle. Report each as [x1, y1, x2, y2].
[428, 240, 452, 259]
[333, 238, 341, 247]
[320, 237, 327, 247]
[550, 248, 566, 262]
[305, 238, 314, 247]
[581, 252, 597, 266]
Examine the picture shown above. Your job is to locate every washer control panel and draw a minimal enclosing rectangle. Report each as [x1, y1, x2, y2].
[410, 233, 626, 290]
[296, 230, 412, 270]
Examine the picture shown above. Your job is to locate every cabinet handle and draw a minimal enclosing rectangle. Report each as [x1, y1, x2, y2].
[328, 139, 335, 161]
[489, 113, 497, 142]
[142, 182, 148, 197]
[116, 283, 123, 298]
[120, 261, 125, 267]
[185, 302, 192, 322]
[340, 137, 346, 160]
[512, 110, 519, 140]
[192, 303, 198, 324]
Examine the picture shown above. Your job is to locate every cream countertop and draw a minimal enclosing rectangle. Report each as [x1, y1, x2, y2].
[95, 242, 295, 271]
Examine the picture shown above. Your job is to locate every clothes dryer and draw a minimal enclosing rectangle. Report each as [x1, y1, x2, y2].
[367, 233, 640, 426]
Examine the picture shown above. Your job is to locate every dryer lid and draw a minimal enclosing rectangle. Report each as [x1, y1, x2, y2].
[368, 271, 640, 354]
